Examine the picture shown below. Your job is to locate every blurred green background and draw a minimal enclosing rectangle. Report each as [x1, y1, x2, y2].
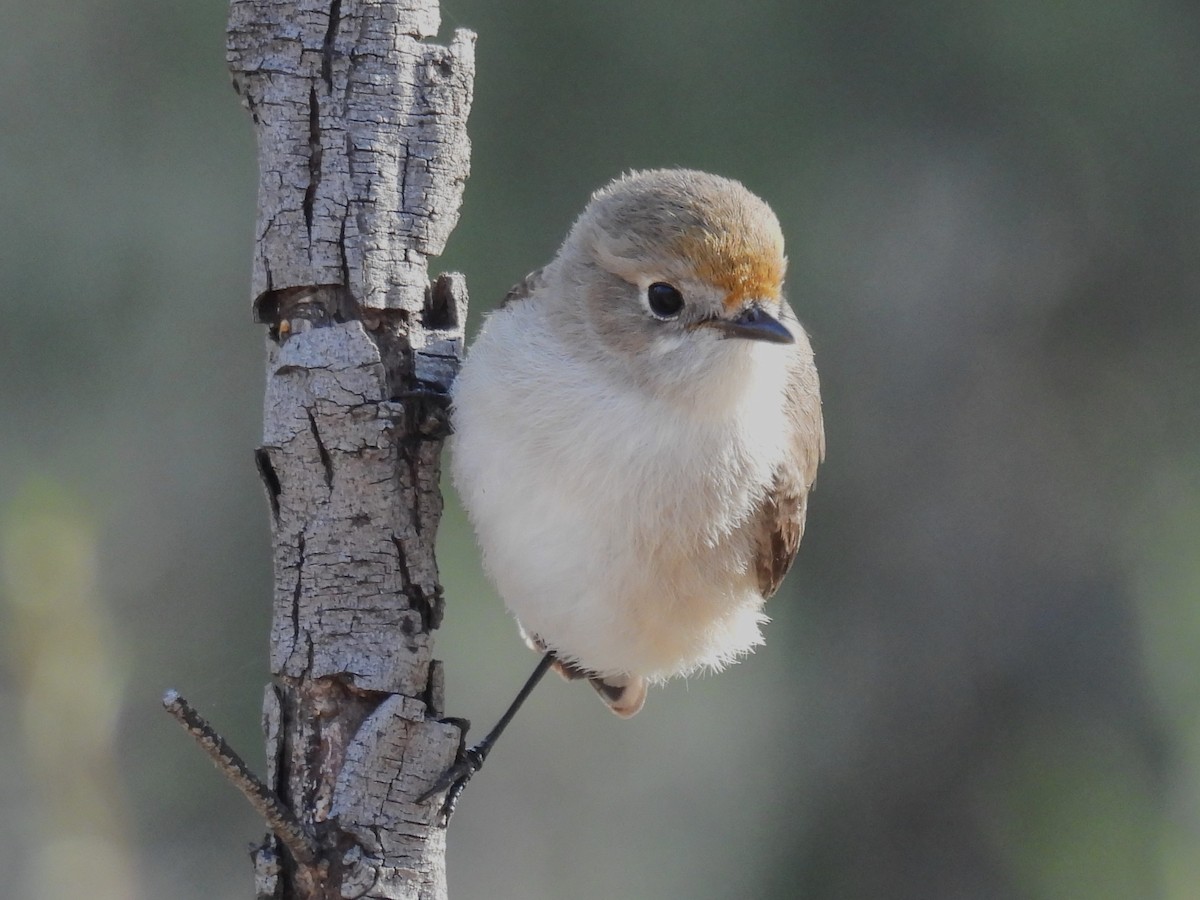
[2, 1, 1199, 898]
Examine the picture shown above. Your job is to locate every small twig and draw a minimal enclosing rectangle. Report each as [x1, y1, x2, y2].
[163, 689, 319, 865]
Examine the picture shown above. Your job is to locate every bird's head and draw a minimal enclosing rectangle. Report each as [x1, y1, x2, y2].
[554, 169, 794, 398]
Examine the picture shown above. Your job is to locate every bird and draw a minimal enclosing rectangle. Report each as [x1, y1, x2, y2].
[423, 168, 823, 817]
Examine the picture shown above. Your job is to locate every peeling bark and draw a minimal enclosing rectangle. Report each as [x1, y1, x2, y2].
[227, 2, 474, 897]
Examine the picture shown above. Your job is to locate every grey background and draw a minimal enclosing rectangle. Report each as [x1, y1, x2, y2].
[2, 1, 1198, 898]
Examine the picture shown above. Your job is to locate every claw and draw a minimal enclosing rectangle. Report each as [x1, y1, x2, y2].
[385, 389, 454, 439]
[419, 745, 485, 826]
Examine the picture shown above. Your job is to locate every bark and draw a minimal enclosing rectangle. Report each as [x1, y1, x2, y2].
[226, 2, 475, 897]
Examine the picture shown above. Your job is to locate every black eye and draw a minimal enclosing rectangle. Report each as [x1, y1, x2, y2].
[647, 282, 685, 319]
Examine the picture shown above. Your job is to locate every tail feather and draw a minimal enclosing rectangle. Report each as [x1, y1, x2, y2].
[587, 672, 647, 718]
[532, 636, 649, 717]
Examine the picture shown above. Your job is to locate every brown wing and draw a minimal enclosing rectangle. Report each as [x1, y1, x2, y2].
[500, 267, 547, 308]
[753, 318, 824, 598]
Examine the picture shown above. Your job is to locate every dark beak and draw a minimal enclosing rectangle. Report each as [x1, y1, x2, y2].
[711, 304, 795, 344]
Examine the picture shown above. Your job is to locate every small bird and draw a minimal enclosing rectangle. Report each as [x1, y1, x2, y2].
[426, 169, 823, 814]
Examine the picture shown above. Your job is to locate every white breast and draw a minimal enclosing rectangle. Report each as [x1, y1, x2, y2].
[450, 300, 792, 681]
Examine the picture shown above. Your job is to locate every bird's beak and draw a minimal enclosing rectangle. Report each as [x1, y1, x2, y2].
[708, 304, 795, 344]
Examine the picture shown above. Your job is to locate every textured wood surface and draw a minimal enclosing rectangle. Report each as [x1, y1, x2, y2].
[228, 0, 474, 313]
[227, 1, 474, 897]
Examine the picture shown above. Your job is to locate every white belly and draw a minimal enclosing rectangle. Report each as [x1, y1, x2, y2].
[450, 303, 790, 681]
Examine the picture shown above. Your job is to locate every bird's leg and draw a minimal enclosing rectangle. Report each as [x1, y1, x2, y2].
[419, 651, 557, 824]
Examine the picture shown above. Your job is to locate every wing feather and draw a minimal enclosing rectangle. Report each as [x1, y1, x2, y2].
[753, 317, 824, 598]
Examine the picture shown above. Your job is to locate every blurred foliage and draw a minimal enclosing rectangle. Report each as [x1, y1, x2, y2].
[1, 0, 1198, 898]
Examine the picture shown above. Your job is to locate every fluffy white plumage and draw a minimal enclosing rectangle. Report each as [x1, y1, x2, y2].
[451, 285, 793, 681]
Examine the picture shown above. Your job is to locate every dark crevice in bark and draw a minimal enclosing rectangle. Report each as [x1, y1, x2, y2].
[306, 409, 334, 490]
[292, 533, 305, 656]
[304, 86, 323, 239]
[337, 212, 350, 289]
[256, 448, 282, 522]
[399, 139, 411, 219]
[423, 273, 460, 331]
[390, 534, 438, 633]
[320, 0, 341, 90]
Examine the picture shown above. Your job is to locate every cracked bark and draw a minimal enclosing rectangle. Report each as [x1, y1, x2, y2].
[227, 2, 474, 897]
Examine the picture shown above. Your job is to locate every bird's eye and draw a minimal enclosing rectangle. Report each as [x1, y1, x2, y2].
[646, 282, 685, 319]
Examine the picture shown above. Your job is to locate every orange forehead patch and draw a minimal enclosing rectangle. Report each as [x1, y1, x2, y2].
[673, 229, 785, 309]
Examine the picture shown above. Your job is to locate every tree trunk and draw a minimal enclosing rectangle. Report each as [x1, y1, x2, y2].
[226, 2, 475, 897]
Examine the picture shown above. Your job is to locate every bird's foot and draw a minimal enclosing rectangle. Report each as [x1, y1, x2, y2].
[386, 388, 453, 439]
[418, 743, 486, 827]
[417, 654, 556, 825]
